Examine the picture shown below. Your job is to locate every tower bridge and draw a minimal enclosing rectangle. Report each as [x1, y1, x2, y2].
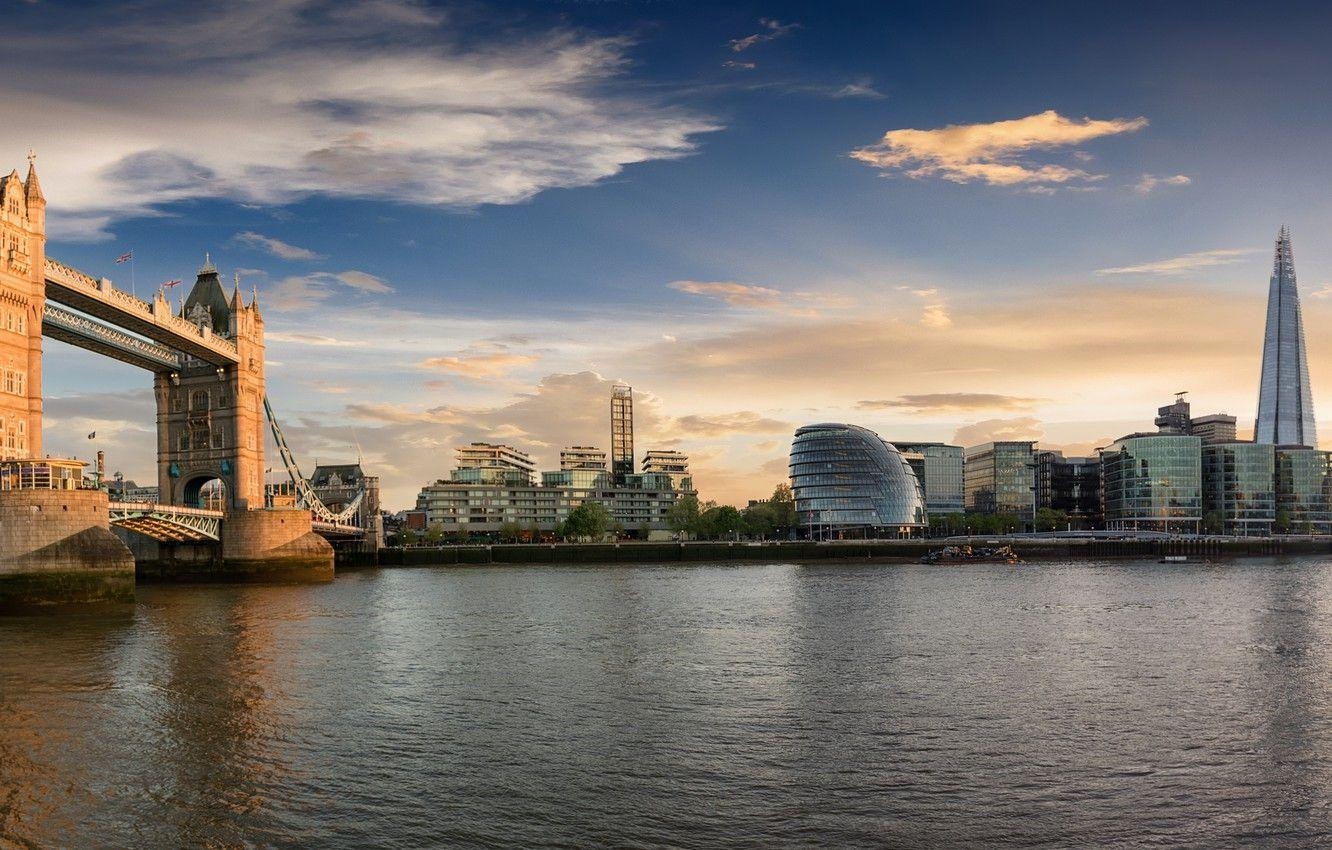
[0, 157, 374, 609]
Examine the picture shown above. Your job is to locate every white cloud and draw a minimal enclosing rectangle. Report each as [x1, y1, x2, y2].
[920, 304, 952, 328]
[850, 109, 1149, 189]
[233, 231, 324, 260]
[1134, 173, 1191, 194]
[832, 79, 884, 99]
[729, 19, 800, 52]
[1095, 248, 1257, 276]
[5, 0, 718, 240]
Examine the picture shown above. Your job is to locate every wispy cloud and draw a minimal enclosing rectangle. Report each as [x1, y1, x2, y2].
[1095, 248, 1256, 276]
[266, 331, 366, 347]
[920, 304, 952, 328]
[266, 269, 394, 310]
[232, 231, 323, 260]
[419, 351, 541, 379]
[6, 0, 718, 241]
[729, 18, 800, 52]
[1134, 173, 1191, 195]
[832, 79, 884, 99]
[667, 279, 821, 316]
[858, 393, 1046, 413]
[850, 109, 1149, 189]
[670, 411, 793, 437]
[953, 416, 1045, 447]
[722, 60, 756, 71]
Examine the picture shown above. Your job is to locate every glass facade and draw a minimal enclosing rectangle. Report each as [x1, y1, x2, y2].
[964, 441, 1035, 521]
[893, 442, 964, 514]
[1201, 443, 1275, 536]
[1100, 435, 1202, 532]
[789, 423, 926, 537]
[1274, 447, 1332, 533]
[1256, 227, 1318, 447]
[1035, 451, 1101, 526]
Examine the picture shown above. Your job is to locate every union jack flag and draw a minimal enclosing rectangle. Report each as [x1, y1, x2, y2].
[162, 279, 181, 288]
[114, 251, 133, 264]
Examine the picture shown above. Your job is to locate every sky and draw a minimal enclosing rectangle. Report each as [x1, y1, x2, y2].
[9, 0, 1332, 510]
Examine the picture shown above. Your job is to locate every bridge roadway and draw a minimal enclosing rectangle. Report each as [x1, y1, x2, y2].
[107, 502, 364, 543]
[44, 257, 240, 368]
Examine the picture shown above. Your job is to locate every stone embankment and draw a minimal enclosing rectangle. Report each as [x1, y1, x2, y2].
[374, 536, 1316, 568]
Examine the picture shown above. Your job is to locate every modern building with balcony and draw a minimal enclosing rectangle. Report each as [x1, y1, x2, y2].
[452, 442, 536, 486]
[560, 446, 606, 471]
[788, 423, 926, 538]
[1100, 433, 1202, 533]
[892, 441, 964, 515]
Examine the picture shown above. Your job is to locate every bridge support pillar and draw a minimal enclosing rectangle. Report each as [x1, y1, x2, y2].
[0, 488, 135, 611]
[220, 507, 334, 582]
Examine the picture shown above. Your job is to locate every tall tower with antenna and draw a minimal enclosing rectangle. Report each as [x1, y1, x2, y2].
[1255, 226, 1317, 447]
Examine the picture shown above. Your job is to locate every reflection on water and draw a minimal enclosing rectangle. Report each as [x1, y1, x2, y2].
[3, 560, 1332, 847]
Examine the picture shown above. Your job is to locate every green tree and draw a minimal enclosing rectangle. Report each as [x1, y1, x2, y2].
[563, 502, 612, 540]
[699, 504, 744, 539]
[743, 501, 779, 539]
[1202, 511, 1224, 535]
[526, 521, 542, 543]
[1276, 508, 1292, 534]
[667, 494, 701, 535]
[769, 483, 797, 531]
[424, 524, 445, 545]
[499, 520, 522, 543]
[1034, 508, 1069, 532]
[400, 527, 419, 546]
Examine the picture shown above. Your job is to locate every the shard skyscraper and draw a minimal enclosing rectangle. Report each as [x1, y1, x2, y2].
[1255, 226, 1318, 446]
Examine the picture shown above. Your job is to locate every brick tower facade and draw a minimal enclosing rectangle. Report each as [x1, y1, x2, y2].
[155, 259, 267, 509]
[0, 158, 45, 460]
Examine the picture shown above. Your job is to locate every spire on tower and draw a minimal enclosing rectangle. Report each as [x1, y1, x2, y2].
[24, 150, 43, 204]
[199, 252, 216, 275]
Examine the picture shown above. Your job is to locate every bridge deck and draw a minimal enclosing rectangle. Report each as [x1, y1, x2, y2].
[45, 258, 240, 367]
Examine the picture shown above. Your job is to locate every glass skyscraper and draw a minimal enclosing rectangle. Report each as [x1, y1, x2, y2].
[788, 423, 926, 538]
[1256, 227, 1317, 447]
[893, 441, 965, 514]
[1201, 442, 1275, 536]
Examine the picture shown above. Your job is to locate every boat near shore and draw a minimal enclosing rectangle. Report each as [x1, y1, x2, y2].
[920, 545, 1023, 565]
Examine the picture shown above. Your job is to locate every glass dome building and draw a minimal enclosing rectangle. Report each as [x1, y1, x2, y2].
[788, 423, 927, 538]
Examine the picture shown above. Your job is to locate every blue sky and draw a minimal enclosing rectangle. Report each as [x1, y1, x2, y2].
[10, 0, 1332, 508]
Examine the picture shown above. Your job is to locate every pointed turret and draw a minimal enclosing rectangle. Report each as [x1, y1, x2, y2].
[181, 252, 234, 336]
[24, 156, 43, 206]
[1256, 226, 1317, 446]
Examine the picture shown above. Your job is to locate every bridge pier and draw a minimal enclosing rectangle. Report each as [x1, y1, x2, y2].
[0, 485, 135, 611]
[133, 506, 333, 583]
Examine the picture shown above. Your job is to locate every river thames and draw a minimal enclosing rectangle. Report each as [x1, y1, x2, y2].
[3, 559, 1332, 848]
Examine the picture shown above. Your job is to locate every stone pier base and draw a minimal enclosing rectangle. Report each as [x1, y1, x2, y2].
[222, 508, 334, 582]
[0, 489, 135, 611]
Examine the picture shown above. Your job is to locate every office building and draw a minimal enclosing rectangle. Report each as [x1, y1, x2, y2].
[1153, 392, 1238, 444]
[893, 441, 964, 514]
[1035, 450, 1100, 526]
[964, 441, 1036, 522]
[1201, 442, 1275, 536]
[452, 442, 535, 486]
[642, 450, 692, 492]
[788, 423, 926, 538]
[1100, 433, 1202, 533]
[611, 385, 634, 485]
[1190, 414, 1238, 445]
[1256, 227, 1318, 447]
[1274, 447, 1332, 533]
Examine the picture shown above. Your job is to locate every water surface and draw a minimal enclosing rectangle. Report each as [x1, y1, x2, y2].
[3, 559, 1332, 848]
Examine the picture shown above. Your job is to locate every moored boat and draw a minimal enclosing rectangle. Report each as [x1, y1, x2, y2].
[920, 544, 1023, 565]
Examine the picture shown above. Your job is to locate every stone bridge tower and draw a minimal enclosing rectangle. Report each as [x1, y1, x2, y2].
[154, 258, 267, 509]
[0, 158, 45, 460]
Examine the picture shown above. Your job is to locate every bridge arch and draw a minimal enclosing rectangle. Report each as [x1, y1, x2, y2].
[181, 474, 227, 511]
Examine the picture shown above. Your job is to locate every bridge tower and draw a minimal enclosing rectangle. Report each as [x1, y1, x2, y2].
[0, 158, 45, 459]
[154, 259, 267, 509]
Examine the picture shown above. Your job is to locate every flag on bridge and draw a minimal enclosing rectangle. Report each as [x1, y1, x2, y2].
[114, 251, 133, 264]
[87, 431, 96, 439]
[162, 279, 181, 288]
